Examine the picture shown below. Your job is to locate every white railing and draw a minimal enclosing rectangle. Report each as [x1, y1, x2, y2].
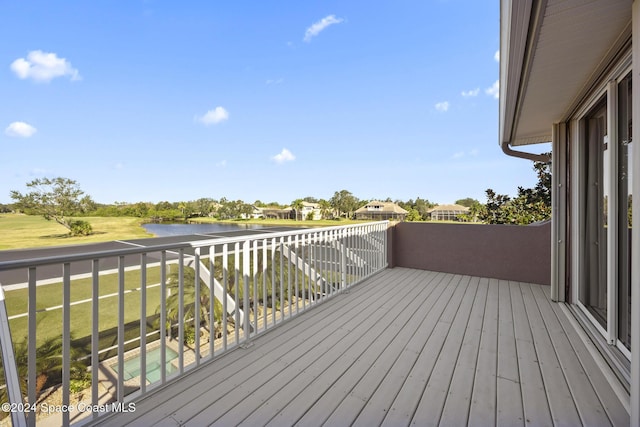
[0, 221, 388, 426]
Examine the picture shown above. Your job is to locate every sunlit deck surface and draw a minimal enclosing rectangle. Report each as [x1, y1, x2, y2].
[94, 267, 629, 427]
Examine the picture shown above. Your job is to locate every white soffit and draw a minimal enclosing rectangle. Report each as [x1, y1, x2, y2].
[506, 0, 631, 146]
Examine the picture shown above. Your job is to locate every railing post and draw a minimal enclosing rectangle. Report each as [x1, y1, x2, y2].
[242, 240, 251, 345]
[0, 286, 27, 427]
[341, 229, 347, 291]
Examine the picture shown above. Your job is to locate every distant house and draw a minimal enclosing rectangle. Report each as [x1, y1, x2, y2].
[262, 207, 293, 220]
[427, 204, 470, 221]
[298, 202, 322, 221]
[355, 201, 408, 221]
[241, 206, 264, 219]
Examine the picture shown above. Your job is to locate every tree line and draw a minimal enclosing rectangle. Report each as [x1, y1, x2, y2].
[5, 155, 551, 236]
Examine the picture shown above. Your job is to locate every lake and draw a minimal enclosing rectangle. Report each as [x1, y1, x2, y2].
[142, 222, 268, 237]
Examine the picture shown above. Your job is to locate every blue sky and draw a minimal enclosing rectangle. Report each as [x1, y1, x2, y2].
[1, 1, 550, 206]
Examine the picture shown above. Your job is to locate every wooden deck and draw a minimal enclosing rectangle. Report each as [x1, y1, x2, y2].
[94, 268, 630, 427]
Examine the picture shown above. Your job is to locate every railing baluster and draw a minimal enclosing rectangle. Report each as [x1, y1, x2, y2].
[234, 242, 240, 345]
[140, 253, 147, 392]
[209, 246, 215, 358]
[242, 240, 250, 342]
[160, 251, 167, 384]
[194, 248, 201, 366]
[91, 259, 99, 418]
[178, 249, 184, 374]
[287, 235, 292, 318]
[271, 238, 276, 325]
[0, 285, 26, 427]
[27, 267, 36, 427]
[301, 234, 307, 310]
[253, 240, 258, 334]
[294, 235, 299, 314]
[117, 256, 125, 402]
[62, 263, 71, 426]
[262, 239, 267, 331]
[222, 244, 228, 351]
[279, 237, 284, 315]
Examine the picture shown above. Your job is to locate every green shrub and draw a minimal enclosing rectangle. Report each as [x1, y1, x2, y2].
[68, 220, 93, 236]
[69, 371, 91, 393]
[184, 327, 197, 345]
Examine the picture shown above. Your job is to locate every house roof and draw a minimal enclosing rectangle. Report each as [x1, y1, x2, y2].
[301, 202, 320, 208]
[499, 0, 631, 147]
[355, 201, 408, 214]
[427, 204, 470, 213]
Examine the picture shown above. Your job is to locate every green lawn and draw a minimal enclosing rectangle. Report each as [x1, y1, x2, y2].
[0, 214, 153, 250]
[6, 266, 164, 347]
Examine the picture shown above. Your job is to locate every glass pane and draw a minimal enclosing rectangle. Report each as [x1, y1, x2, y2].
[580, 99, 608, 328]
[618, 73, 632, 350]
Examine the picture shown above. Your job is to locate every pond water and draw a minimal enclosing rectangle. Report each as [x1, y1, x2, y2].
[142, 222, 267, 237]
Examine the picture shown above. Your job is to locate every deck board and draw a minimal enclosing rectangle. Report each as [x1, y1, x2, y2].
[92, 268, 629, 427]
[509, 280, 553, 426]
[496, 279, 524, 427]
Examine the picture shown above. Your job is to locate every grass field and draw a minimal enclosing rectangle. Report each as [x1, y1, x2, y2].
[0, 214, 153, 250]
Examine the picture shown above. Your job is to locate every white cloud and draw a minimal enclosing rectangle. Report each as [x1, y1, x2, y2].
[494, 50, 500, 62]
[486, 80, 499, 99]
[196, 107, 229, 125]
[461, 88, 480, 97]
[304, 15, 344, 42]
[452, 149, 480, 160]
[11, 50, 80, 83]
[216, 160, 227, 168]
[266, 78, 284, 85]
[114, 162, 125, 170]
[272, 148, 295, 164]
[435, 101, 449, 112]
[5, 121, 37, 138]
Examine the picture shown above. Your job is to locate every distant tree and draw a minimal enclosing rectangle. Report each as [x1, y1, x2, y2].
[10, 177, 94, 236]
[291, 199, 304, 221]
[414, 197, 434, 219]
[406, 208, 422, 222]
[238, 201, 254, 219]
[330, 190, 359, 219]
[478, 153, 551, 225]
[303, 196, 319, 203]
[318, 199, 332, 219]
[455, 198, 479, 208]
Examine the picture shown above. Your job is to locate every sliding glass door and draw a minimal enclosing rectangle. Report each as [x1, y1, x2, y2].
[577, 71, 632, 355]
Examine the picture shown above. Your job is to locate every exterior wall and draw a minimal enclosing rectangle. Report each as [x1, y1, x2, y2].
[389, 221, 551, 285]
[356, 212, 406, 221]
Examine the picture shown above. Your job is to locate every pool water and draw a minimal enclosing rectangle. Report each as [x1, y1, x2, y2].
[112, 347, 179, 384]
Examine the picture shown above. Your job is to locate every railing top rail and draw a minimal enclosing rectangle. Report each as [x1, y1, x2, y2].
[0, 221, 388, 272]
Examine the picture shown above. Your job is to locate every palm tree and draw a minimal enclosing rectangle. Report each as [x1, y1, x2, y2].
[318, 199, 332, 220]
[292, 199, 304, 221]
[2, 335, 86, 402]
[161, 267, 221, 340]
